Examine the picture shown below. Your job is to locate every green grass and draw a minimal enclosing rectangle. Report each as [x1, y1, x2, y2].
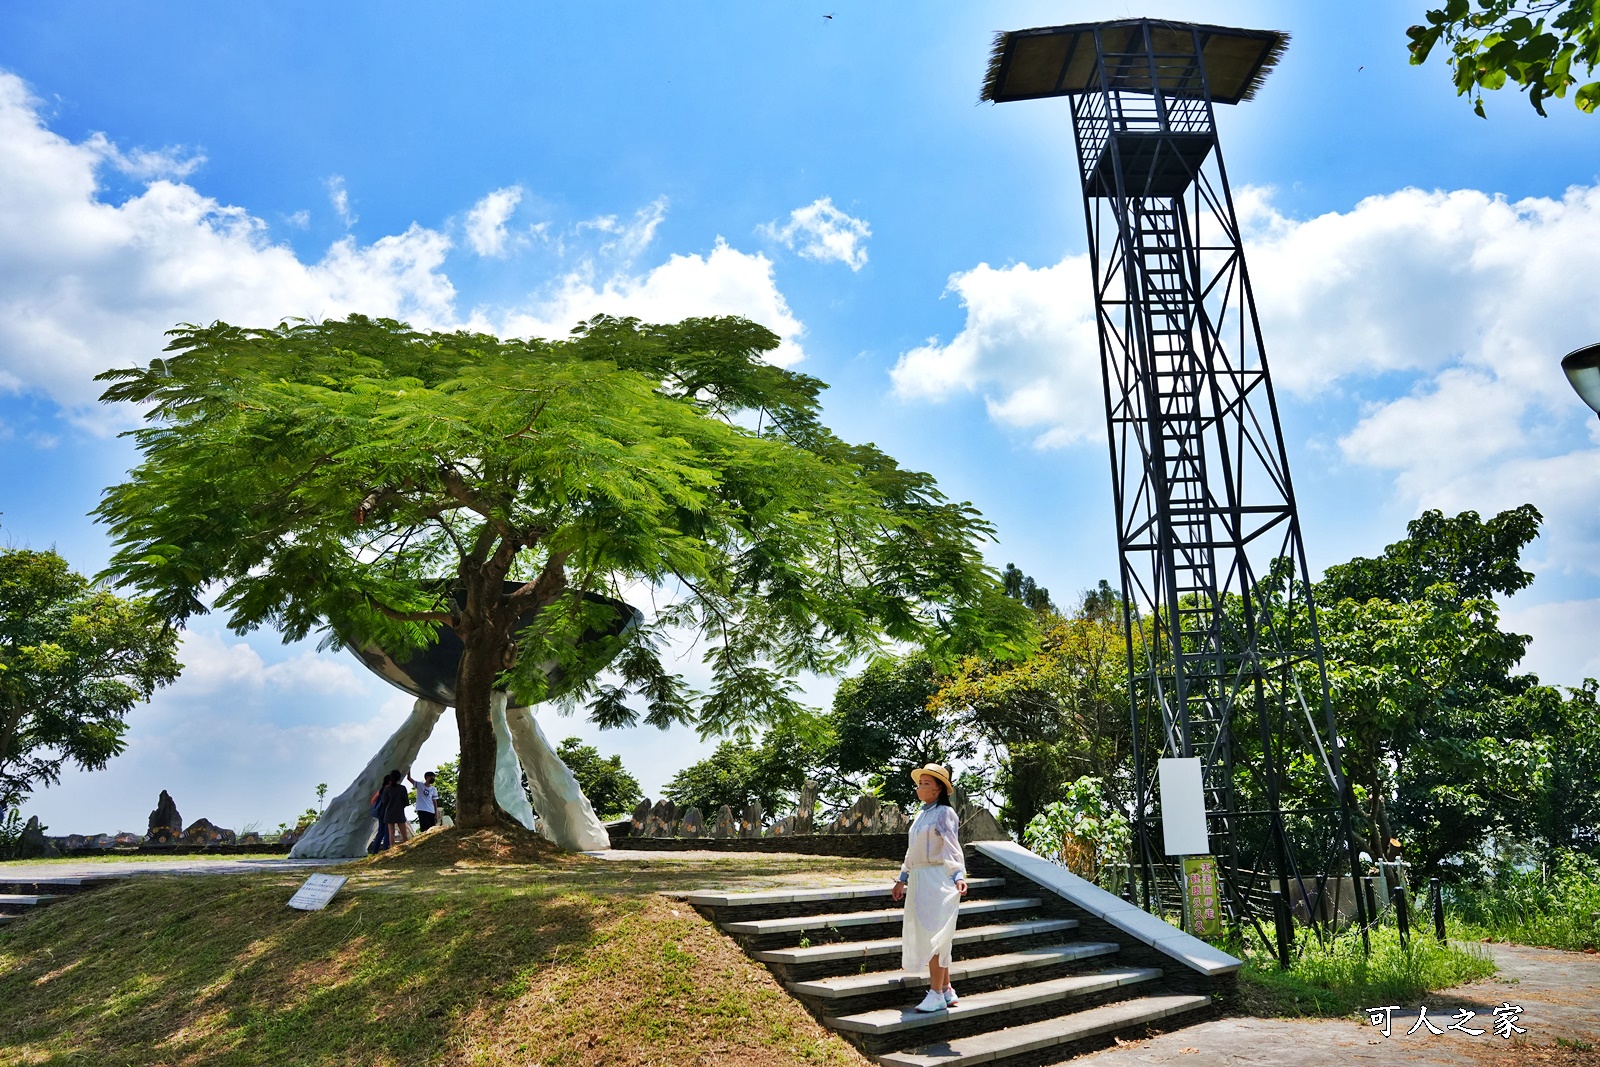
[1237, 922, 1496, 1018]
[1448, 851, 1600, 952]
[0, 839, 887, 1067]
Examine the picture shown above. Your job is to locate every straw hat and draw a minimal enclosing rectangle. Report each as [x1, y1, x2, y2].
[908, 763, 954, 793]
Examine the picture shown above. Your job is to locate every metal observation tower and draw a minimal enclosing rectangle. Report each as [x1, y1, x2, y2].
[981, 19, 1367, 940]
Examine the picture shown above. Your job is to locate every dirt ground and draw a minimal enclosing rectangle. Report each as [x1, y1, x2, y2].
[1085, 942, 1600, 1066]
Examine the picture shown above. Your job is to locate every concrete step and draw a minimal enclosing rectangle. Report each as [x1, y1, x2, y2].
[0, 876, 122, 896]
[683, 877, 1005, 909]
[752, 915, 1081, 972]
[825, 966, 1163, 1036]
[876, 993, 1213, 1067]
[753, 918, 1080, 966]
[787, 942, 1120, 999]
[0, 894, 64, 913]
[722, 896, 1042, 937]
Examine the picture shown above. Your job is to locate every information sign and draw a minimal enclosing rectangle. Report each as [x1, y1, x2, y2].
[287, 873, 348, 911]
[1182, 855, 1222, 939]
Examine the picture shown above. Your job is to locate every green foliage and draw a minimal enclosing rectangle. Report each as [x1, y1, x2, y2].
[0, 807, 27, 861]
[547, 737, 643, 820]
[1001, 563, 1055, 613]
[823, 652, 966, 811]
[1450, 848, 1600, 950]
[93, 314, 1022, 821]
[662, 734, 802, 818]
[1239, 923, 1496, 1017]
[1407, 0, 1600, 115]
[932, 585, 1137, 833]
[1308, 506, 1569, 877]
[0, 546, 181, 811]
[1023, 777, 1131, 890]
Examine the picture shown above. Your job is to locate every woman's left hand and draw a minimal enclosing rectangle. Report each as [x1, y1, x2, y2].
[956, 879, 968, 897]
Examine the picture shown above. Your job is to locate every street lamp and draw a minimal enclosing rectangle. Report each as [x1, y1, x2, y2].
[1562, 342, 1600, 417]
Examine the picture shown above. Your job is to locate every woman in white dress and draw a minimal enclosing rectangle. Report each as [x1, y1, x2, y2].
[891, 763, 969, 1012]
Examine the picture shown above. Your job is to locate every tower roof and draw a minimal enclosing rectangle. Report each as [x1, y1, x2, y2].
[980, 18, 1288, 106]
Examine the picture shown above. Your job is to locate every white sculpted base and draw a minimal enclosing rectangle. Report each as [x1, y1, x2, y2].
[491, 693, 538, 831]
[291, 693, 610, 857]
[504, 704, 612, 852]
[289, 698, 446, 859]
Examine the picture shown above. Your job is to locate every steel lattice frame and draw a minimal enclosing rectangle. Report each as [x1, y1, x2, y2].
[1047, 22, 1368, 938]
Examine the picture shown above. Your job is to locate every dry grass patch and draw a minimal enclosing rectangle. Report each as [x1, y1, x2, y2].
[447, 895, 865, 1067]
[0, 851, 889, 1066]
[359, 823, 576, 870]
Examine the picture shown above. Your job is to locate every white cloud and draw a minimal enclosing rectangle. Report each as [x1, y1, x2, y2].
[0, 71, 456, 414]
[326, 174, 356, 227]
[83, 132, 205, 181]
[175, 630, 366, 697]
[489, 238, 807, 366]
[465, 184, 524, 257]
[761, 196, 871, 271]
[889, 256, 1101, 448]
[576, 196, 668, 263]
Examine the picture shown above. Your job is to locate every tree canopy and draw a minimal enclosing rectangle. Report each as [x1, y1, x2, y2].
[1408, 0, 1600, 115]
[94, 314, 1025, 827]
[0, 547, 180, 813]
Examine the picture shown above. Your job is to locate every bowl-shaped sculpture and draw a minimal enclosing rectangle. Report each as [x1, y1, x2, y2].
[349, 583, 643, 706]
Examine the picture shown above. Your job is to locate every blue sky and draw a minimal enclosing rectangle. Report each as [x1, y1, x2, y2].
[4, 2, 1600, 835]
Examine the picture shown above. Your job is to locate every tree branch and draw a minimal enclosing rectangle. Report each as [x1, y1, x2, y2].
[364, 593, 454, 625]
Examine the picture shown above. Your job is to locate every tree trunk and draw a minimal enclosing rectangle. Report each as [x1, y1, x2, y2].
[452, 559, 514, 830]
[454, 633, 504, 829]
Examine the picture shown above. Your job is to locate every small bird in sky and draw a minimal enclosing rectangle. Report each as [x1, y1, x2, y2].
[824, 12, 834, 19]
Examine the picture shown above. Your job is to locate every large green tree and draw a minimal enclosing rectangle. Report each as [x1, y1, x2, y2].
[1311, 505, 1564, 877]
[1408, 0, 1600, 115]
[824, 652, 965, 811]
[95, 315, 1021, 828]
[0, 547, 180, 812]
[931, 582, 1139, 833]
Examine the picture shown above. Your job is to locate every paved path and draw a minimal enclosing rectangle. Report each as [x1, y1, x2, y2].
[1083, 943, 1599, 1066]
[0, 857, 334, 879]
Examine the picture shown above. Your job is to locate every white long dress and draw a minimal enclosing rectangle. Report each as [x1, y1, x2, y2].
[899, 803, 965, 971]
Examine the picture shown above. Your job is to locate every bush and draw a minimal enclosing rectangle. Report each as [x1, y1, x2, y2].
[1022, 777, 1131, 892]
[1239, 922, 1495, 1017]
[1449, 849, 1600, 951]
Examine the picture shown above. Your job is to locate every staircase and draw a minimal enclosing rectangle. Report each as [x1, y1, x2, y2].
[0, 874, 125, 927]
[681, 842, 1236, 1065]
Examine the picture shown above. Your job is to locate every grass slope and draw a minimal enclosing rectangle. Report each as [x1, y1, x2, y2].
[0, 829, 883, 1066]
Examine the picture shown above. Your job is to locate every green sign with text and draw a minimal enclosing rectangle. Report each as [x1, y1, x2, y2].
[1183, 855, 1222, 939]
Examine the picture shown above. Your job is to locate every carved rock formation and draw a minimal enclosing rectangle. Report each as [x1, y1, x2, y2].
[147, 790, 182, 836]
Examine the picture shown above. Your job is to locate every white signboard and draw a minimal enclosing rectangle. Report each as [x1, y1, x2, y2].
[1158, 757, 1210, 856]
[287, 873, 348, 911]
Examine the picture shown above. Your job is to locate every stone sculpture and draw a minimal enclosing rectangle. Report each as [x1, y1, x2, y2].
[645, 799, 677, 838]
[739, 800, 764, 838]
[713, 805, 736, 839]
[796, 779, 821, 833]
[181, 819, 236, 846]
[680, 807, 705, 839]
[630, 799, 653, 837]
[147, 789, 182, 836]
[18, 816, 59, 859]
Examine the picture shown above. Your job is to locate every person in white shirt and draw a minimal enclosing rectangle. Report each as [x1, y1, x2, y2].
[891, 763, 969, 1012]
[408, 770, 441, 832]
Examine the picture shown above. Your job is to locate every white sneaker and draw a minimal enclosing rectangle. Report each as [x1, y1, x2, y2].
[914, 989, 946, 1013]
[943, 986, 959, 1006]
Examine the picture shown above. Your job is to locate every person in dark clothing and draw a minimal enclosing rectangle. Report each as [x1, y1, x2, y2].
[368, 771, 395, 853]
[384, 767, 411, 846]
